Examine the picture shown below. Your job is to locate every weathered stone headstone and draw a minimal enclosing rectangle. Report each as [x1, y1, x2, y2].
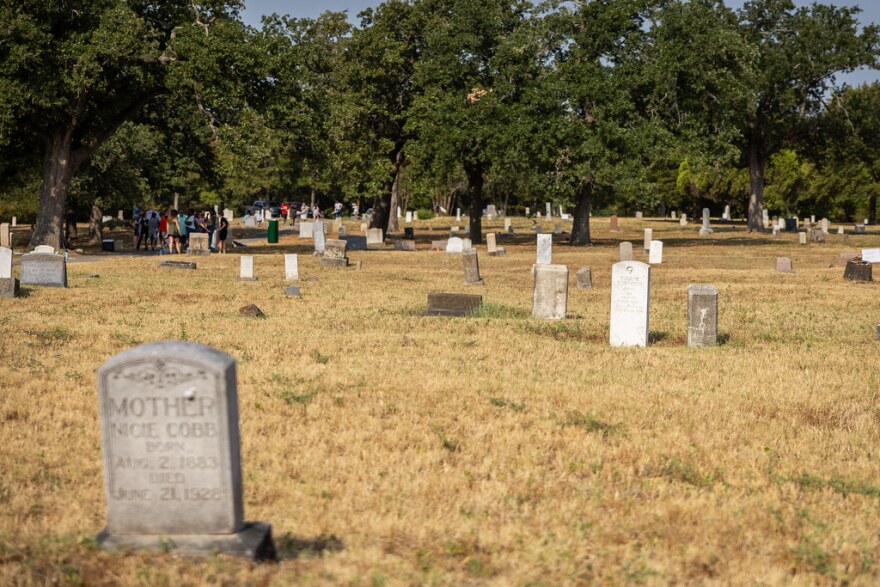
[359, 222, 368, 232]
[809, 228, 825, 243]
[545, 202, 552, 218]
[609, 261, 650, 347]
[159, 260, 196, 269]
[456, 209, 461, 222]
[837, 251, 858, 267]
[855, 224, 866, 234]
[0, 246, 17, 298]
[844, 259, 872, 281]
[461, 238, 472, 251]
[635, 211, 643, 219]
[838, 226, 845, 235]
[96, 341, 275, 560]
[504, 218, 512, 232]
[679, 215, 688, 227]
[10, 216, 15, 227]
[536, 234, 552, 264]
[188, 233, 210, 255]
[0, 223, 10, 249]
[671, 211, 677, 220]
[821, 218, 829, 234]
[687, 284, 718, 347]
[532, 264, 568, 320]
[799, 232, 807, 245]
[648, 240, 663, 264]
[238, 256, 256, 281]
[299, 221, 314, 239]
[450, 226, 460, 233]
[762, 209, 770, 229]
[239, 303, 265, 318]
[284, 254, 298, 281]
[338, 226, 348, 237]
[462, 250, 484, 285]
[423, 293, 481, 317]
[776, 257, 793, 272]
[722, 205, 730, 220]
[553, 223, 562, 235]
[34, 244, 55, 254]
[576, 267, 592, 289]
[486, 233, 497, 253]
[431, 239, 448, 251]
[525, 207, 530, 216]
[284, 285, 301, 297]
[393, 239, 416, 251]
[244, 216, 257, 228]
[619, 242, 633, 262]
[320, 239, 349, 267]
[20, 252, 67, 287]
[313, 221, 326, 255]
[397, 206, 402, 219]
[486, 204, 497, 218]
[643, 228, 652, 251]
[610, 215, 619, 232]
[446, 237, 464, 254]
[331, 219, 342, 235]
[366, 228, 384, 249]
[700, 208, 712, 236]
[412, 210, 419, 221]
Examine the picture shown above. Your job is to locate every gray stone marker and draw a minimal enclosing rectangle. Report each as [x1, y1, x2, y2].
[238, 256, 257, 281]
[188, 233, 210, 255]
[462, 249, 484, 285]
[313, 221, 326, 255]
[160, 261, 196, 270]
[299, 221, 314, 239]
[0, 246, 17, 298]
[619, 241, 633, 262]
[532, 264, 568, 319]
[284, 285, 301, 297]
[393, 239, 416, 251]
[610, 261, 650, 347]
[576, 267, 592, 289]
[284, 254, 298, 281]
[687, 284, 718, 347]
[366, 228, 384, 249]
[809, 228, 825, 243]
[643, 228, 652, 251]
[700, 208, 713, 236]
[776, 257, 793, 272]
[855, 224, 866, 234]
[320, 238, 349, 267]
[536, 234, 552, 264]
[20, 252, 67, 287]
[610, 215, 619, 232]
[96, 341, 275, 560]
[486, 233, 497, 253]
[0, 223, 10, 248]
[424, 292, 482, 316]
[648, 240, 663, 264]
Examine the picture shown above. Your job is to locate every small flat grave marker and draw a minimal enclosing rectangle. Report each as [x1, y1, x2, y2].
[776, 257, 793, 272]
[159, 261, 196, 270]
[423, 292, 482, 316]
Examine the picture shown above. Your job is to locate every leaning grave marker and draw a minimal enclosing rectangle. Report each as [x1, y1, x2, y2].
[96, 341, 275, 560]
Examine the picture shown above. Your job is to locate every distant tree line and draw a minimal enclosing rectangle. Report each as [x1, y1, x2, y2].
[0, 0, 877, 248]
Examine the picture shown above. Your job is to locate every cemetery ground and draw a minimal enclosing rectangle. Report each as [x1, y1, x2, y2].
[2, 216, 880, 585]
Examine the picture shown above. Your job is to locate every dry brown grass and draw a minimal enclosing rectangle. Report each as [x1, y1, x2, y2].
[2, 216, 880, 585]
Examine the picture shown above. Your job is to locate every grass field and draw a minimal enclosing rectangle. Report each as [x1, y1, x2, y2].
[2, 216, 880, 585]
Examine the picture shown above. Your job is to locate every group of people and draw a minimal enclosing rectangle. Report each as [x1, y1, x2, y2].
[132, 209, 229, 254]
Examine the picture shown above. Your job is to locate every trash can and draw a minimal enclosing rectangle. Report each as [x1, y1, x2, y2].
[784, 218, 797, 232]
[268, 219, 279, 244]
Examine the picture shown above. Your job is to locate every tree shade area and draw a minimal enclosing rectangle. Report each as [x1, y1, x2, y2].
[0, 0, 878, 248]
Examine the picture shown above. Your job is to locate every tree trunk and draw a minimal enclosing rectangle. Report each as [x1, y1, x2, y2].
[387, 152, 403, 233]
[87, 202, 103, 245]
[869, 192, 876, 225]
[370, 188, 392, 239]
[464, 161, 483, 245]
[747, 129, 766, 232]
[29, 128, 77, 250]
[310, 189, 316, 209]
[570, 183, 592, 246]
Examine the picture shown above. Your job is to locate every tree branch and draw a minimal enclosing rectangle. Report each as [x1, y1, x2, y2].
[70, 92, 161, 169]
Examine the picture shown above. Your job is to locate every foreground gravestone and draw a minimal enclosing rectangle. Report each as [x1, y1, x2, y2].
[532, 264, 568, 319]
[313, 221, 326, 255]
[238, 256, 256, 281]
[619, 242, 633, 262]
[321, 239, 349, 267]
[687, 284, 718, 347]
[20, 252, 67, 287]
[0, 246, 17, 298]
[285, 254, 298, 281]
[423, 293, 482, 316]
[160, 261, 196, 270]
[643, 228, 652, 251]
[536, 234, 552, 264]
[96, 341, 275, 560]
[610, 261, 650, 347]
[188, 233, 210, 255]
[0, 223, 9, 248]
[776, 257, 793, 272]
[576, 267, 592, 289]
[462, 250, 484, 285]
[844, 260, 872, 282]
[648, 240, 663, 264]
[366, 228, 384, 250]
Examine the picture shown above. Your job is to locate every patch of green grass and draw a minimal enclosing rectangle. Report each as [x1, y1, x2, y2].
[562, 411, 622, 438]
[659, 457, 723, 487]
[789, 472, 880, 498]
[434, 428, 460, 453]
[489, 397, 525, 412]
[470, 302, 528, 319]
[279, 391, 316, 406]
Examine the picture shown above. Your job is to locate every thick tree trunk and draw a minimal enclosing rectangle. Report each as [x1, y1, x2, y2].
[387, 152, 403, 233]
[747, 130, 766, 232]
[29, 128, 77, 250]
[88, 202, 103, 245]
[464, 161, 483, 245]
[570, 183, 592, 246]
[370, 189, 392, 239]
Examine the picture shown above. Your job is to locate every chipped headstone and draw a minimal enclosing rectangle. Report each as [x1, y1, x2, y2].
[687, 284, 718, 347]
[532, 264, 568, 320]
[96, 341, 275, 560]
[462, 250, 484, 285]
[610, 261, 650, 347]
[320, 239, 349, 267]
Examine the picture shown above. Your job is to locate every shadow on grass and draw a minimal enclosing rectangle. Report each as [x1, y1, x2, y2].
[276, 533, 344, 561]
[648, 331, 668, 344]
[470, 302, 530, 319]
[718, 332, 731, 345]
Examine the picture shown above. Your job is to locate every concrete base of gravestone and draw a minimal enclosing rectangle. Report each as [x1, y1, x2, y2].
[576, 267, 592, 289]
[159, 261, 196, 269]
[320, 257, 349, 268]
[285, 285, 301, 297]
[423, 293, 482, 316]
[98, 521, 276, 561]
[237, 277, 258, 282]
[699, 227, 713, 236]
[489, 246, 506, 257]
[844, 260, 872, 282]
[0, 277, 19, 298]
[393, 240, 416, 251]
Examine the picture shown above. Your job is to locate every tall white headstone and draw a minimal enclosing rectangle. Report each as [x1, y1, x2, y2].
[0, 246, 12, 279]
[643, 228, 652, 251]
[397, 206, 402, 219]
[486, 233, 497, 253]
[405, 211, 413, 224]
[610, 261, 651, 348]
[284, 254, 298, 281]
[700, 208, 712, 235]
[545, 202, 552, 218]
[456, 208, 461, 221]
[536, 234, 552, 264]
[648, 240, 663, 264]
[11, 216, 16, 227]
[313, 221, 326, 254]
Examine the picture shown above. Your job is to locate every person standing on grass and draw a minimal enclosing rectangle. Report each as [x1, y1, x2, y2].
[217, 214, 229, 254]
[159, 210, 169, 253]
[136, 213, 149, 251]
[334, 201, 343, 219]
[177, 210, 188, 250]
[167, 210, 182, 254]
[148, 211, 160, 251]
